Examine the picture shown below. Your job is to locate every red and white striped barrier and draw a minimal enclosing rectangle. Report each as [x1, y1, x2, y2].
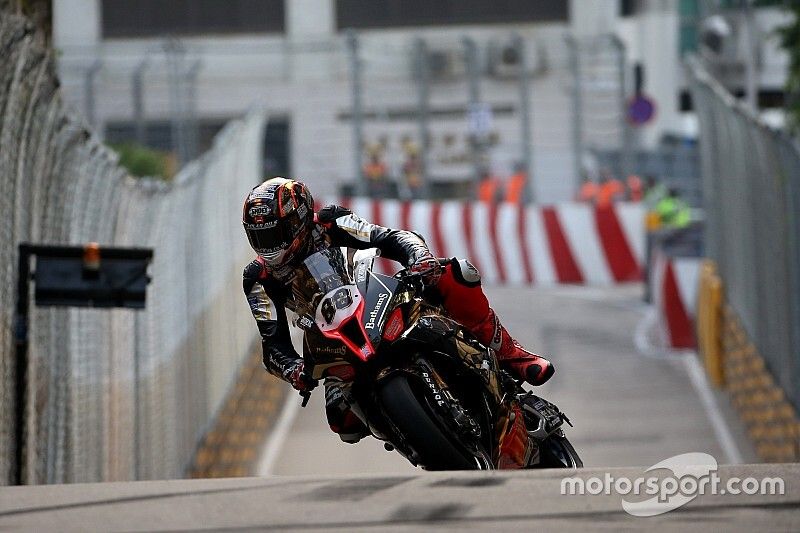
[651, 250, 700, 349]
[321, 198, 646, 286]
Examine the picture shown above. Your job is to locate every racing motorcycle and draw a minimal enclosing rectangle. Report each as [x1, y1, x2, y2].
[290, 246, 583, 470]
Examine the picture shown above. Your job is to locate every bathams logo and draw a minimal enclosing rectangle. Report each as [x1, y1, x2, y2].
[364, 292, 389, 330]
[561, 453, 785, 517]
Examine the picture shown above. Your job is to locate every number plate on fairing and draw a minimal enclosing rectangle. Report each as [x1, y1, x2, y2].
[315, 285, 360, 331]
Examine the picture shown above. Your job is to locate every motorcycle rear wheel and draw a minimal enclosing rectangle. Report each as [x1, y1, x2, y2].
[379, 374, 479, 471]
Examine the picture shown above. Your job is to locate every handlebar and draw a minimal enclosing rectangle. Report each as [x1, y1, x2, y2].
[299, 390, 311, 407]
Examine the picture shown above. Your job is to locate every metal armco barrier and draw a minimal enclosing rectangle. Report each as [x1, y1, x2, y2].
[688, 56, 800, 413]
[0, 13, 264, 484]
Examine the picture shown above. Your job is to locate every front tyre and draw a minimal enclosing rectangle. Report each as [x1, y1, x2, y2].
[379, 374, 477, 471]
[537, 432, 583, 469]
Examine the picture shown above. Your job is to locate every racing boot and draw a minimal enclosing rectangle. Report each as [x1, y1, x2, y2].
[468, 308, 554, 386]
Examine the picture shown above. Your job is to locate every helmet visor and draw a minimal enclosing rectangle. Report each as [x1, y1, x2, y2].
[244, 208, 307, 260]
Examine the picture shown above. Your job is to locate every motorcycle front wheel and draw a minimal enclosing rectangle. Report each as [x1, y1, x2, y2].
[379, 374, 480, 471]
[536, 432, 583, 469]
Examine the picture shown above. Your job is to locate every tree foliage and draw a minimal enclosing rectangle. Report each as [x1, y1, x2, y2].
[756, 0, 800, 132]
[111, 143, 174, 180]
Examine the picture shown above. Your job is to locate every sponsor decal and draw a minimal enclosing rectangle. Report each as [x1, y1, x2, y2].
[249, 205, 272, 217]
[246, 220, 278, 229]
[355, 262, 367, 283]
[296, 314, 315, 330]
[251, 188, 275, 200]
[315, 344, 347, 356]
[492, 315, 502, 347]
[364, 292, 389, 330]
[422, 371, 446, 407]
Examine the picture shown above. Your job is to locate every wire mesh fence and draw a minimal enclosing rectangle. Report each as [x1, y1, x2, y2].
[687, 56, 800, 411]
[0, 13, 264, 484]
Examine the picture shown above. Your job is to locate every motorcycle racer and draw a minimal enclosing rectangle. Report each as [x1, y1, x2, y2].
[242, 177, 554, 443]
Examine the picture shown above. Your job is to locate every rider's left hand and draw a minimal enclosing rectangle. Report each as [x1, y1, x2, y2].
[409, 255, 443, 286]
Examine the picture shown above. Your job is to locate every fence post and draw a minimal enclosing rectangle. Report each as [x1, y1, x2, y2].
[132, 58, 149, 146]
[346, 30, 365, 196]
[84, 59, 102, 133]
[13, 245, 32, 485]
[165, 39, 189, 168]
[413, 38, 430, 196]
[610, 35, 633, 181]
[513, 34, 534, 203]
[463, 36, 484, 184]
[185, 59, 203, 161]
[566, 36, 583, 193]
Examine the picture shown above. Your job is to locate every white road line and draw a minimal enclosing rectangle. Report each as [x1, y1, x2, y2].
[634, 307, 674, 359]
[256, 390, 300, 476]
[257, 326, 305, 476]
[633, 307, 744, 464]
[682, 353, 744, 465]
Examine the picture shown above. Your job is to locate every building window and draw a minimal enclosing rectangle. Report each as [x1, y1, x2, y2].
[105, 120, 228, 154]
[679, 0, 701, 55]
[620, 0, 638, 17]
[336, 0, 568, 30]
[101, 0, 285, 38]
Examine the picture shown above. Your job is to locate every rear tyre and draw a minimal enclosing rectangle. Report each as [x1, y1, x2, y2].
[379, 374, 477, 470]
[537, 433, 583, 469]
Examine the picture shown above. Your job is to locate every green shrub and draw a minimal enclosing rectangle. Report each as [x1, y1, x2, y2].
[110, 143, 174, 179]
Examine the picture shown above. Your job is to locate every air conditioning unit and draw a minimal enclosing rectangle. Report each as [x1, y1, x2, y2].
[486, 39, 547, 79]
[699, 15, 746, 72]
[412, 48, 466, 82]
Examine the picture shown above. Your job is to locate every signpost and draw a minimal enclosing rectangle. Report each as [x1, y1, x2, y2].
[627, 93, 656, 126]
[13, 243, 153, 484]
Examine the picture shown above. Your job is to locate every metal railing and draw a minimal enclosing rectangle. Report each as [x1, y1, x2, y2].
[687, 55, 800, 411]
[1, 13, 265, 484]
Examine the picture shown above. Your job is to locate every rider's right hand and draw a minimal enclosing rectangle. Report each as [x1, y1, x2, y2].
[287, 362, 317, 392]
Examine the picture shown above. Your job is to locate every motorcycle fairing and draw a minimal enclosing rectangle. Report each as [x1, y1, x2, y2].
[396, 314, 504, 403]
[359, 271, 400, 346]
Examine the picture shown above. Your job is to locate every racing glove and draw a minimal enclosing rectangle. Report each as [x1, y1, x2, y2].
[409, 254, 443, 286]
[284, 362, 317, 392]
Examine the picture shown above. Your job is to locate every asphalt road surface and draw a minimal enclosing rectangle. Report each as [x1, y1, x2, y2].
[3, 465, 797, 531]
[261, 285, 755, 477]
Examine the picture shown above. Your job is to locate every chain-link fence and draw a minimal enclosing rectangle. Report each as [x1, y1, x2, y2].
[687, 55, 800, 411]
[1, 13, 265, 484]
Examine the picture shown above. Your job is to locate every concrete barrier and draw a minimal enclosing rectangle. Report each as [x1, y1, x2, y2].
[651, 249, 700, 349]
[320, 199, 645, 286]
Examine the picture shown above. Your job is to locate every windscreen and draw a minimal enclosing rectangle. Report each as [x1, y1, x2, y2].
[291, 247, 351, 317]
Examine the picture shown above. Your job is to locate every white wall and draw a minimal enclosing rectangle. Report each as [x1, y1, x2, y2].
[57, 1, 775, 200]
